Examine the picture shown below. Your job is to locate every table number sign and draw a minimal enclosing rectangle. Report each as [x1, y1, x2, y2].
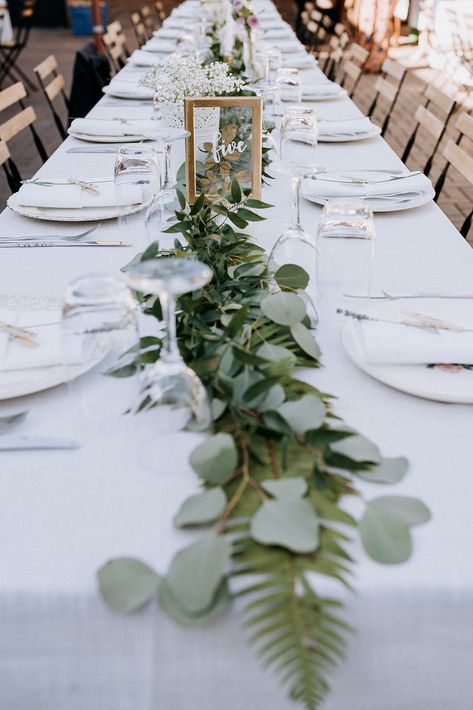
[184, 96, 263, 202]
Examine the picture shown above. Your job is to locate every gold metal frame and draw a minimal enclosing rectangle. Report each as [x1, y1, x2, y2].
[184, 96, 263, 203]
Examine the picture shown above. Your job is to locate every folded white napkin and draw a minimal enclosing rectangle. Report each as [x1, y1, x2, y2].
[273, 39, 302, 53]
[302, 82, 343, 99]
[163, 17, 191, 29]
[153, 27, 181, 38]
[103, 81, 155, 99]
[143, 38, 176, 53]
[264, 27, 294, 39]
[353, 318, 473, 365]
[282, 53, 316, 68]
[0, 309, 84, 372]
[302, 172, 433, 201]
[128, 49, 166, 67]
[12, 179, 141, 209]
[259, 18, 285, 29]
[318, 117, 374, 138]
[69, 118, 156, 138]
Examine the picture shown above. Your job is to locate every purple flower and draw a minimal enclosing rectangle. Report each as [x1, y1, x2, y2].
[232, 0, 243, 9]
[236, 15, 245, 25]
[247, 14, 260, 28]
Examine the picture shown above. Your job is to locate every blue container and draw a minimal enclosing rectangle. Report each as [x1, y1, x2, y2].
[69, 4, 108, 36]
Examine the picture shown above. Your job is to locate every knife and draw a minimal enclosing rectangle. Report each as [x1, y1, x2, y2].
[0, 240, 131, 248]
[67, 146, 124, 154]
[0, 436, 81, 451]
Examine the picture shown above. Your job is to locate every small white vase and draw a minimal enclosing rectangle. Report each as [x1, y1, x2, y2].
[161, 102, 221, 132]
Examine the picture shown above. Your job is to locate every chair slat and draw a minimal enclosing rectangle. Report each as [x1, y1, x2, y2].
[442, 141, 473, 184]
[0, 105, 36, 143]
[0, 139, 10, 166]
[455, 112, 473, 142]
[341, 58, 361, 82]
[381, 57, 405, 82]
[0, 82, 27, 112]
[425, 84, 456, 114]
[33, 54, 58, 81]
[374, 76, 398, 103]
[45, 74, 65, 102]
[414, 105, 445, 141]
[350, 42, 369, 64]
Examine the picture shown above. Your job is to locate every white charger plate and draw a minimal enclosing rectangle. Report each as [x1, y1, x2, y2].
[341, 298, 473, 404]
[102, 85, 153, 101]
[318, 124, 382, 143]
[7, 198, 143, 223]
[301, 170, 435, 213]
[0, 297, 110, 400]
[302, 88, 347, 101]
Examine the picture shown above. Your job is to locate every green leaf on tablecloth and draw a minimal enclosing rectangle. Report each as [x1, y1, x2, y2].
[329, 433, 381, 464]
[277, 394, 326, 435]
[369, 495, 431, 525]
[98, 558, 160, 614]
[174, 489, 227, 528]
[360, 506, 412, 564]
[275, 264, 310, 290]
[290, 322, 321, 359]
[250, 499, 319, 553]
[261, 292, 306, 326]
[166, 533, 231, 614]
[257, 342, 297, 367]
[189, 433, 238, 483]
[356, 457, 409, 484]
[261, 477, 308, 500]
[159, 578, 230, 628]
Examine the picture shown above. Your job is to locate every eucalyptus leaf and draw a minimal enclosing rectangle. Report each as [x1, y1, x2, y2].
[261, 478, 308, 500]
[369, 495, 431, 526]
[261, 292, 306, 326]
[290, 322, 321, 359]
[360, 506, 412, 564]
[257, 342, 297, 367]
[251, 499, 319, 553]
[211, 398, 226, 420]
[189, 433, 238, 484]
[257, 383, 286, 413]
[275, 264, 310, 290]
[98, 558, 160, 614]
[166, 533, 231, 614]
[356, 457, 409, 484]
[159, 578, 230, 628]
[330, 434, 381, 464]
[174, 489, 227, 528]
[278, 394, 325, 435]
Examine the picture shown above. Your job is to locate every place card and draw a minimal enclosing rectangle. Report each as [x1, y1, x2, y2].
[184, 96, 263, 202]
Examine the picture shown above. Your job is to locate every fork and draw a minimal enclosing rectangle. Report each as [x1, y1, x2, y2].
[1, 224, 101, 243]
[0, 411, 28, 435]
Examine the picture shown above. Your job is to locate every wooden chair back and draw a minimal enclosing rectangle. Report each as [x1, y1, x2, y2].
[33, 55, 69, 139]
[155, 0, 166, 23]
[107, 20, 130, 58]
[131, 11, 148, 47]
[336, 43, 368, 97]
[367, 57, 406, 135]
[435, 112, 473, 238]
[141, 5, 156, 37]
[103, 29, 128, 74]
[401, 83, 456, 176]
[0, 82, 47, 190]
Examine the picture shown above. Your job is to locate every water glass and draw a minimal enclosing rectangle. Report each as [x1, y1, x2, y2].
[61, 273, 140, 438]
[316, 199, 376, 305]
[276, 68, 302, 104]
[114, 145, 161, 248]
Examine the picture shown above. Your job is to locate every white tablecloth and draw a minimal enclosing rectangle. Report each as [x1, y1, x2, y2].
[0, 2, 472, 708]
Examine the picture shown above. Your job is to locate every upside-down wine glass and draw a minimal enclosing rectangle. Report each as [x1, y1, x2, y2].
[126, 257, 213, 435]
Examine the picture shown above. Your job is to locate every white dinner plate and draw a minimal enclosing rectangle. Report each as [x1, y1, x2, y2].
[7, 198, 142, 223]
[318, 124, 382, 143]
[102, 85, 153, 101]
[302, 88, 347, 101]
[0, 297, 110, 400]
[301, 171, 435, 212]
[341, 298, 473, 404]
[68, 131, 151, 143]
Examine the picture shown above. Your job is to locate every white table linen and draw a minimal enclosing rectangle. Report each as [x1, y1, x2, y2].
[0, 1, 473, 709]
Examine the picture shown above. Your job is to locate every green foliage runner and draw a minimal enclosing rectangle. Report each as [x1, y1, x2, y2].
[98, 181, 430, 709]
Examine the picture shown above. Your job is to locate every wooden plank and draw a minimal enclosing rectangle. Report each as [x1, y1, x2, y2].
[33, 55, 58, 81]
[0, 106, 36, 143]
[382, 57, 404, 82]
[425, 84, 455, 114]
[0, 83, 27, 112]
[414, 105, 444, 141]
[350, 42, 369, 65]
[443, 140, 473, 185]
[0, 139, 10, 167]
[45, 75, 65, 102]
[374, 76, 398, 103]
[342, 58, 362, 82]
[456, 112, 473, 142]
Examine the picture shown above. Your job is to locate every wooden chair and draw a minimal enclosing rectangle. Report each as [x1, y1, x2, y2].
[141, 5, 156, 37]
[367, 58, 406, 136]
[335, 43, 369, 98]
[434, 112, 473, 239]
[401, 84, 456, 177]
[155, 0, 166, 25]
[0, 138, 17, 194]
[318, 23, 349, 79]
[131, 11, 149, 47]
[103, 28, 128, 74]
[0, 0, 37, 92]
[33, 55, 70, 140]
[107, 20, 130, 59]
[0, 82, 47, 192]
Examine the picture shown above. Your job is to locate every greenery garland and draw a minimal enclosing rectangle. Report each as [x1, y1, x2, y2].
[98, 180, 430, 710]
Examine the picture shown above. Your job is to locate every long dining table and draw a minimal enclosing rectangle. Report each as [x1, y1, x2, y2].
[0, 2, 472, 709]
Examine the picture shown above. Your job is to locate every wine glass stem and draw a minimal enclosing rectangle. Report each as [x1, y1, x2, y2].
[291, 175, 303, 231]
[160, 291, 180, 364]
[162, 142, 173, 192]
[153, 91, 159, 121]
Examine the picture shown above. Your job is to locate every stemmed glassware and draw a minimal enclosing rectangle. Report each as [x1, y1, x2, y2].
[269, 107, 320, 321]
[276, 68, 302, 104]
[126, 257, 213, 434]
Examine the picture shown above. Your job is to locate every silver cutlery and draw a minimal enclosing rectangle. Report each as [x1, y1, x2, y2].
[21, 178, 113, 188]
[0, 224, 100, 243]
[0, 411, 28, 435]
[344, 291, 473, 300]
[0, 436, 80, 451]
[0, 239, 131, 248]
[309, 171, 421, 185]
[66, 147, 126, 154]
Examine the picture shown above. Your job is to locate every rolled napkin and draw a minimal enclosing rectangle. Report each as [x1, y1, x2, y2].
[302, 82, 344, 99]
[69, 118, 157, 139]
[11, 179, 142, 209]
[352, 316, 473, 365]
[0, 309, 84, 372]
[318, 117, 375, 139]
[128, 49, 166, 67]
[302, 171, 433, 202]
[103, 81, 155, 100]
[142, 38, 176, 53]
